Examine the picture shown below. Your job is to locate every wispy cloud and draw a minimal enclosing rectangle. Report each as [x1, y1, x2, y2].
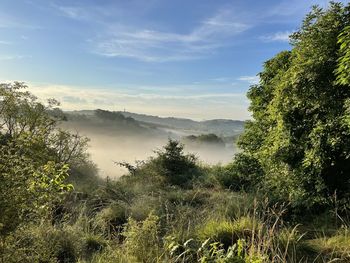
[238, 75, 259, 85]
[260, 31, 292, 42]
[30, 84, 244, 101]
[96, 11, 249, 62]
[55, 4, 250, 62]
[0, 40, 12, 45]
[57, 6, 84, 19]
[0, 55, 31, 61]
[55, 5, 93, 20]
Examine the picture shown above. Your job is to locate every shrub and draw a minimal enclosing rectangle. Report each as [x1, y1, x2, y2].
[154, 139, 199, 187]
[2, 223, 81, 263]
[214, 153, 263, 191]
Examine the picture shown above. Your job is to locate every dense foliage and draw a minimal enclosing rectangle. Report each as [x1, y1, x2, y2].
[238, 2, 350, 210]
[0, 82, 90, 236]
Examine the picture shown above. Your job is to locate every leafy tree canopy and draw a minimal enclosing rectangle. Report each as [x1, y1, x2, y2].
[0, 82, 88, 236]
[238, 2, 350, 209]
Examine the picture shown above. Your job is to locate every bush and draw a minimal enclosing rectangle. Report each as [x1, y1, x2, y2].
[154, 139, 199, 187]
[2, 223, 81, 263]
[213, 153, 263, 191]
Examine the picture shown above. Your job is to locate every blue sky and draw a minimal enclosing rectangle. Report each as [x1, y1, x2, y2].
[0, 0, 347, 120]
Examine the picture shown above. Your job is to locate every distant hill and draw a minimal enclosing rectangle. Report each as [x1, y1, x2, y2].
[119, 111, 245, 137]
[62, 109, 245, 138]
[61, 109, 156, 137]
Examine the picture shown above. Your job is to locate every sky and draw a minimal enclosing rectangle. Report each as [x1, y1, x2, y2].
[0, 0, 347, 120]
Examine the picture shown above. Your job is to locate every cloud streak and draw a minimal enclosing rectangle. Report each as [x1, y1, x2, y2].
[238, 75, 259, 85]
[0, 55, 31, 61]
[57, 6, 86, 20]
[97, 12, 249, 61]
[0, 40, 12, 45]
[260, 31, 292, 42]
[55, 4, 250, 62]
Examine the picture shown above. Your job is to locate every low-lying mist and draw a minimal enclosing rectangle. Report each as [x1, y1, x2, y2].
[62, 127, 236, 178]
[60, 111, 240, 178]
[85, 131, 236, 178]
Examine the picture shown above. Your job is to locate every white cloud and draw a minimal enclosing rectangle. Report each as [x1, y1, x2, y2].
[55, 4, 250, 62]
[238, 75, 259, 85]
[260, 31, 292, 42]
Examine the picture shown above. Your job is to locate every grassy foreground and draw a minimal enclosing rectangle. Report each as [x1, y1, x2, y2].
[1, 140, 349, 263]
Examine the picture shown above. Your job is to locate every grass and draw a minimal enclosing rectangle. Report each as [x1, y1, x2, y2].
[2, 185, 349, 263]
[304, 229, 350, 261]
[2, 141, 350, 263]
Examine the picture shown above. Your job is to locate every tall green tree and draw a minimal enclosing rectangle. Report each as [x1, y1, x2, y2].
[0, 82, 87, 236]
[238, 2, 350, 209]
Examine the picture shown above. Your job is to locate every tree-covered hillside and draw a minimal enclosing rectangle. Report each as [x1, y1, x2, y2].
[63, 109, 244, 138]
[120, 111, 245, 137]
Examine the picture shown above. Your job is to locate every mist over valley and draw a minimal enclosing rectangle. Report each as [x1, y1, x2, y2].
[60, 109, 244, 177]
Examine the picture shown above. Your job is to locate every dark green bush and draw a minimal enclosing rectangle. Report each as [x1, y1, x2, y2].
[153, 139, 200, 187]
[213, 153, 263, 191]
